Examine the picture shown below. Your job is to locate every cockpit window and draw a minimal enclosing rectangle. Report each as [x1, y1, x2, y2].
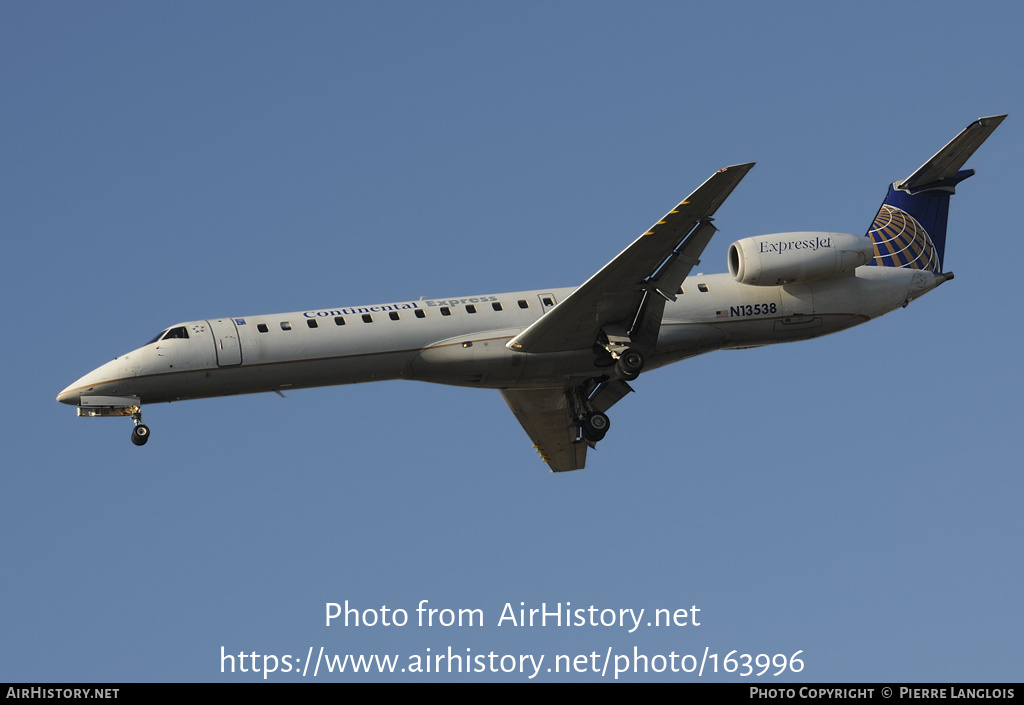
[161, 326, 189, 340]
[145, 330, 166, 345]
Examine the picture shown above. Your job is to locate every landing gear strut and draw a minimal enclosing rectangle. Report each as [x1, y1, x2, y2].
[570, 336, 644, 447]
[71, 396, 151, 447]
[597, 326, 645, 382]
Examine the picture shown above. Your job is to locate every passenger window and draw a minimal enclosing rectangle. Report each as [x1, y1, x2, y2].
[697, 283, 709, 293]
[542, 297, 553, 306]
[415, 309, 425, 319]
[389, 311, 400, 321]
[518, 300, 529, 309]
[492, 302, 503, 311]
[466, 305, 477, 314]
[362, 314, 373, 323]
[334, 316, 346, 326]
[440, 307, 451, 316]
[257, 323, 269, 333]
[307, 319, 318, 329]
[280, 322, 292, 330]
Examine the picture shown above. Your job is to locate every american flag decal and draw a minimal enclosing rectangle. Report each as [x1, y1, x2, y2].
[716, 309, 730, 318]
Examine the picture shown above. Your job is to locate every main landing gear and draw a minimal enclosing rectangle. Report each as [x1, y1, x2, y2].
[615, 348, 644, 381]
[582, 410, 610, 442]
[571, 348, 646, 447]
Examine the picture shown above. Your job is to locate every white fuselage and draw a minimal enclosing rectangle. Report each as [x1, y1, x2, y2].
[56, 266, 945, 407]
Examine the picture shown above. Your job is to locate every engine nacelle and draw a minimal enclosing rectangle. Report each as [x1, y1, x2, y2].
[728, 232, 875, 286]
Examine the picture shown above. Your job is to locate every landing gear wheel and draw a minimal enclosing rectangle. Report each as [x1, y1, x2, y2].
[582, 411, 610, 443]
[616, 348, 644, 381]
[131, 424, 150, 446]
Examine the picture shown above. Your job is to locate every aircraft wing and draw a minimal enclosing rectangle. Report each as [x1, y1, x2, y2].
[507, 163, 755, 354]
[500, 388, 587, 473]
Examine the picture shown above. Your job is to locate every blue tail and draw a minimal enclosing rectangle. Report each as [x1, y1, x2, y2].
[867, 115, 1005, 273]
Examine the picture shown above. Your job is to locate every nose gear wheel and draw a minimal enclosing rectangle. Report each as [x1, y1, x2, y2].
[130, 409, 150, 446]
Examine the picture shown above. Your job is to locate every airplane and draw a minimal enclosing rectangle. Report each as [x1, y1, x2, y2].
[57, 115, 1006, 472]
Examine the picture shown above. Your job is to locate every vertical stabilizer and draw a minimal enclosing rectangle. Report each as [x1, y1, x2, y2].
[867, 115, 1005, 272]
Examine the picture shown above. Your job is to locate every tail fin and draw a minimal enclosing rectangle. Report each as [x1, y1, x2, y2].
[867, 114, 1006, 272]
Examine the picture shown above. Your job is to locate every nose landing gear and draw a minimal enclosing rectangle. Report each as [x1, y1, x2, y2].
[129, 407, 150, 446]
[72, 396, 151, 447]
[131, 423, 151, 446]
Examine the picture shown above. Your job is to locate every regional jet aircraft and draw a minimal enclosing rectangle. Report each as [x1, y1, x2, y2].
[58, 116, 1006, 472]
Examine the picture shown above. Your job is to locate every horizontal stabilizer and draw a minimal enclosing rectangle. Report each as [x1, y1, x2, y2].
[868, 114, 1006, 273]
[898, 114, 1006, 192]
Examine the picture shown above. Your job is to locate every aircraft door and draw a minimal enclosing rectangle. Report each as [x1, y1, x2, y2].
[207, 318, 242, 366]
[538, 293, 557, 311]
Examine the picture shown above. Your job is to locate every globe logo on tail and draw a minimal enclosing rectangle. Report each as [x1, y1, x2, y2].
[867, 204, 940, 272]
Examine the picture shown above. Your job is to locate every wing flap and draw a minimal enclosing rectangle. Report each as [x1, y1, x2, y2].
[630, 220, 718, 347]
[507, 163, 754, 354]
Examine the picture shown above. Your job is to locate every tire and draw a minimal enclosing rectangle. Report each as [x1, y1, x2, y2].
[617, 349, 644, 380]
[582, 412, 610, 442]
[131, 425, 150, 446]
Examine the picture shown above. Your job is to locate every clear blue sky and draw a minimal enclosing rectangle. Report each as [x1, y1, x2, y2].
[3, 1, 1021, 682]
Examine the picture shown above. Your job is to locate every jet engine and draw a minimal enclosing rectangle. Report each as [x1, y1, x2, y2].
[728, 231, 875, 286]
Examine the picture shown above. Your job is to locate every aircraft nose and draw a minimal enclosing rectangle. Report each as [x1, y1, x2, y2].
[56, 385, 78, 405]
[57, 374, 92, 405]
[56, 358, 122, 405]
